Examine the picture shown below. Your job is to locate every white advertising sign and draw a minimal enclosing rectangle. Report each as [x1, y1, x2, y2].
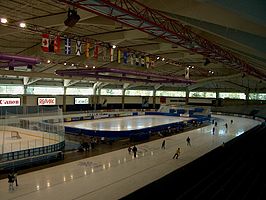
[0, 98, 21, 106]
[38, 98, 56, 105]
[75, 98, 89, 104]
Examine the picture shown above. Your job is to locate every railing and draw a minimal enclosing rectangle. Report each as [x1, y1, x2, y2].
[0, 141, 65, 162]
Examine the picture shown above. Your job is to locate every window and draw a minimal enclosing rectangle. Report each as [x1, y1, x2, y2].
[125, 90, 153, 96]
[100, 89, 123, 96]
[249, 93, 266, 100]
[156, 91, 186, 97]
[27, 86, 64, 95]
[0, 85, 24, 95]
[219, 92, 246, 99]
[66, 87, 93, 95]
[189, 92, 216, 98]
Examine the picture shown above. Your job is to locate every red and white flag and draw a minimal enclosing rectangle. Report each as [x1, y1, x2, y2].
[54, 35, 61, 54]
[41, 34, 49, 52]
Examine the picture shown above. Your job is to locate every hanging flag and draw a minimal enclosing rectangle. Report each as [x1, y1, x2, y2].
[93, 43, 99, 61]
[65, 38, 71, 55]
[135, 55, 139, 66]
[123, 50, 128, 64]
[102, 47, 107, 61]
[76, 40, 82, 56]
[141, 56, 145, 67]
[150, 58, 155, 68]
[41, 34, 49, 52]
[110, 48, 114, 62]
[85, 42, 90, 58]
[117, 49, 121, 63]
[49, 38, 54, 52]
[146, 56, 150, 68]
[54, 35, 61, 54]
[130, 53, 134, 65]
[185, 67, 189, 79]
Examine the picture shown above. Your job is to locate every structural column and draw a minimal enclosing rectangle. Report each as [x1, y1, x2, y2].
[63, 87, 67, 112]
[22, 85, 27, 114]
[185, 89, 190, 105]
[122, 89, 125, 110]
[245, 89, 250, 105]
[153, 89, 156, 109]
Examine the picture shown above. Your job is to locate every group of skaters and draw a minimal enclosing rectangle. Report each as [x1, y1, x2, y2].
[128, 145, 138, 158]
[212, 119, 233, 135]
[7, 170, 18, 191]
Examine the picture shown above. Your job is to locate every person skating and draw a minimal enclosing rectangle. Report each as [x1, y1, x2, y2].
[172, 147, 181, 159]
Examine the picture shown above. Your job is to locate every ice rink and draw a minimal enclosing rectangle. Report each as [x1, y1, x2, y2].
[64, 115, 194, 131]
[0, 115, 262, 200]
[0, 127, 61, 154]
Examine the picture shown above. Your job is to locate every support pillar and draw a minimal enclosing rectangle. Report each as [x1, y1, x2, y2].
[63, 87, 67, 113]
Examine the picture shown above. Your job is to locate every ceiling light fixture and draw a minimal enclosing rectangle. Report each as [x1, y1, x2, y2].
[19, 22, 26, 28]
[64, 8, 80, 27]
[0, 18, 7, 24]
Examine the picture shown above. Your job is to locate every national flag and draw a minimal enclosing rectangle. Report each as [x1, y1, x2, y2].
[110, 48, 114, 62]
[135, 55, 139, 66]
[146, 56, 150, 68]
[130, 53, 134, 65]
[93, 43, 99, 60]
[141, 56, 145, 67]
[102, 47, 107, 61]
[150, 58, 155, 67]
[185, 67, 189, 79]
[76, 40, 82, 56]
[41, 34, 49, 52]
[117, 49, 121, 63]
[54, 35, 61, 54]
[49, 39, 54, 52]
[123, 50, 128, 64]
[65, 38, 71, 55]
[85, 42, 90, 58]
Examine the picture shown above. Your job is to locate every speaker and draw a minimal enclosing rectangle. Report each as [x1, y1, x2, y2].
[64, 9, 80, 27]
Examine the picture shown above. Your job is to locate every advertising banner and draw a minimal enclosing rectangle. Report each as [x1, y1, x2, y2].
[0, 98, 21, 106]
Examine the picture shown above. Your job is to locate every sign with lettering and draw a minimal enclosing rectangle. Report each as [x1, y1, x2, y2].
[38, 98, 56, 105]
[75, 98, 89, 104]
[0, 98, 21, 106]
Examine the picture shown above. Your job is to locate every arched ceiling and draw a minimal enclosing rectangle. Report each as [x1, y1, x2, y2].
[0, 0, 265, 92]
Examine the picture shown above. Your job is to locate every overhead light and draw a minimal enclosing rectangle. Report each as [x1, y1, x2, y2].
[92, 66, 96, 69]
[64, 62, 67, 66]
[19, 22, 26, 28]
[64, 8, 80, 27]
[85, 65, 88, 68]
[156, 56, 160, 60]
[71, 63, 74, 66]
[192, 66, 194, 69]
[112, 45, 116, 49]
[47, 60, 51, 63]
[0, 18, 7, 24]
[162, 58, 165, 61]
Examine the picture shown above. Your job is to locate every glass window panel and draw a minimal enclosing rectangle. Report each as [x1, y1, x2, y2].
[100, 89, 123, 96]
[66, 87, 93, 95]
[156, 91, 186, 97]
[249, 93, 266, 100]
[219, 92, 246, 99]
[189, 92, 216, 98]
[125, 90, 153, 96]
[27, 86, 64, 95]
[0, 85, 24, 95]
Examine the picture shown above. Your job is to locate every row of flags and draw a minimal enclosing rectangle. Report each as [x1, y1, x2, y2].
[41, 34, 190, 79]
[41, 34, 155, 68]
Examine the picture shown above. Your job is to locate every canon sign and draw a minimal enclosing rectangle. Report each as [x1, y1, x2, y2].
[75, 98, 89, 105]
[38, 98, 56, 105]
[0, 98, 21, 106]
